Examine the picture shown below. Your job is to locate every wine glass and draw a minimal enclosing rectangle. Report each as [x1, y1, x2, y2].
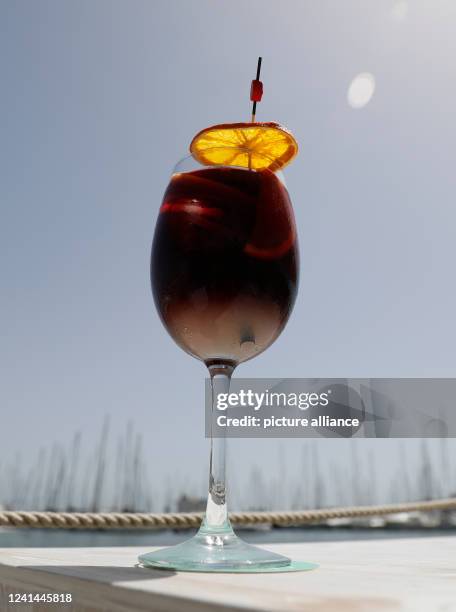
[139, 152, 299, 572]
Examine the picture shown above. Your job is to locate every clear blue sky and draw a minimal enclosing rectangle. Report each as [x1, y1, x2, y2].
[1, 0, 456, 510]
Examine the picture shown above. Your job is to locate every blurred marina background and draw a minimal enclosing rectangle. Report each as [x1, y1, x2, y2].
[0, 422, 455, 547]
[1, 423, 455, 514]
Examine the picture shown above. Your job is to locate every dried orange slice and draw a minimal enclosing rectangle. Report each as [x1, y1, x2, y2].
[189, 122, 298, 171]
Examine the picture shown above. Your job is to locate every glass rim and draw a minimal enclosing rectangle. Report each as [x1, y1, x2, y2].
[172, 153, 286, 183]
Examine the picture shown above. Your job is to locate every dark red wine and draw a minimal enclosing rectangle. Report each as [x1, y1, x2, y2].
[151, 167, 299, 365]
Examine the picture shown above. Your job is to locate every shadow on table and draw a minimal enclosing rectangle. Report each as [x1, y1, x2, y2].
[19, 565, 176, 581]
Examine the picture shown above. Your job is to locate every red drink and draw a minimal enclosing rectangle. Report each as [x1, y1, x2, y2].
[151, 166, 299, 366]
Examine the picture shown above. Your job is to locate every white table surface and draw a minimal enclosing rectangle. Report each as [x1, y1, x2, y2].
[0, 536, 455, 611]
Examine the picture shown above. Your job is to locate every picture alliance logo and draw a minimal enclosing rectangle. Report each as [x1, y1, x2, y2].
[216, 389, 331, 412]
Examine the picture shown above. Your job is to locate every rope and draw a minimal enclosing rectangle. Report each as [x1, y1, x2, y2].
[0, 498, 455, 530]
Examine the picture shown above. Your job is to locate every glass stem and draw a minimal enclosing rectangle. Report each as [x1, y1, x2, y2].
[202, 362, 234, 531]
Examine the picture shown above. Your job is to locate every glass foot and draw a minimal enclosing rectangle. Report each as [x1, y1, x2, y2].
[138, 521, 293, 573]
